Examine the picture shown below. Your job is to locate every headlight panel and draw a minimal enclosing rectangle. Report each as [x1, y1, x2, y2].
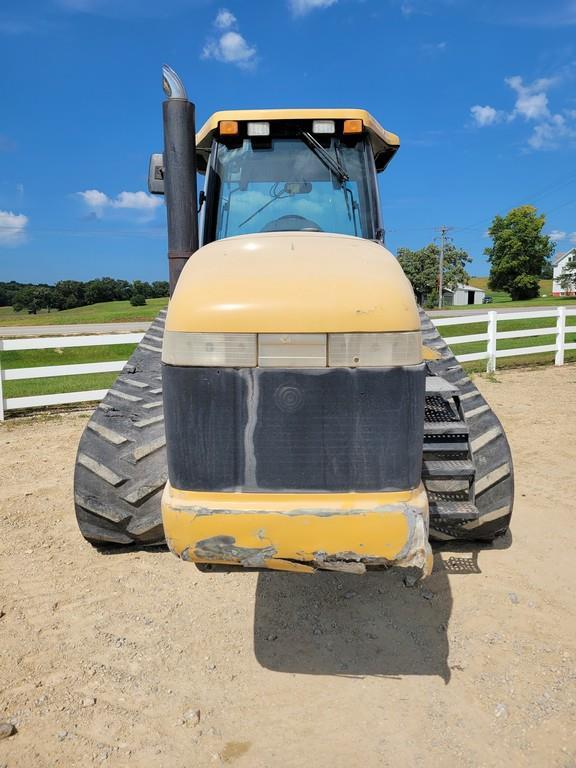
[163, 331, 422, 367]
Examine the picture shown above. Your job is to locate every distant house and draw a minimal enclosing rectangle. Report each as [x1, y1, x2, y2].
[442, 283, 486, 306]
[553, 248, 576, 296]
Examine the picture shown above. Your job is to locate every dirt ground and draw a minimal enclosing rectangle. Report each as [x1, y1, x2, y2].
[1, 365, 575, 768]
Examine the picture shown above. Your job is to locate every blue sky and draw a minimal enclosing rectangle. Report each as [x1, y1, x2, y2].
[1, 0, 576, 283]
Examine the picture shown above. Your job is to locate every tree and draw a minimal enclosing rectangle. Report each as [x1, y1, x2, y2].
[541, 260, 554, 280]
[53, 280, 85, 310]
[85, 277, 131, 305]
[485, 206, 554, 300]
[150, 281, 169, 298]
[131, 280, 154, 299]
[12, 286, 41, 314]
[397, 241, 471, 308]
[130, 293, 146, 307]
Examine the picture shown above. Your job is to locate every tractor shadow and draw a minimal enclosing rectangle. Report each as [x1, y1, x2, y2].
[253, 533, 511, 683]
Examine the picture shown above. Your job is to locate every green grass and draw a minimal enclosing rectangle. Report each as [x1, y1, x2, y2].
[0, 297, 168, 327]
[4, 372, 119, 399]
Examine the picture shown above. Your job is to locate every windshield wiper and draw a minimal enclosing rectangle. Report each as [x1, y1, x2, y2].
[299, 131, 349, 183]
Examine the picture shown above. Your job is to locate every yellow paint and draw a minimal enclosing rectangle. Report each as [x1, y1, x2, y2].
[168, 487, 421, 508]
[195, 108, 400, 175]
[167, 232, 420, 334]
[422, 345, 441, 360]
[162, 485, 430, 573]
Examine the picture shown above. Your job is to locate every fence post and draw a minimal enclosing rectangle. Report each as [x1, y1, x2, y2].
[555, 306, 566, 366]
[486, 310, 497, 373]
[0, 340, 4, 422]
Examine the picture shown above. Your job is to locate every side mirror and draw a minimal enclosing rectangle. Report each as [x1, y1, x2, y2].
[148, 153, 164, 195]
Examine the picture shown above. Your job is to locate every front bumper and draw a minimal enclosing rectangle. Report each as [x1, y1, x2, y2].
[162, 484, 432, 575]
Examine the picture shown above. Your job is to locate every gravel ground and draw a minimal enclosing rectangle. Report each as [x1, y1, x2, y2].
[0, 364, 575, 768]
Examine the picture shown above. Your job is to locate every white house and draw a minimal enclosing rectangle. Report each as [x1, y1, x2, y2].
[553, 248, 576, 296]
[443, 283, 486, 306]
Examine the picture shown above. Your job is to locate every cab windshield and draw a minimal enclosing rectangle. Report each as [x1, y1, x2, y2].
[204, 135, 381, 242]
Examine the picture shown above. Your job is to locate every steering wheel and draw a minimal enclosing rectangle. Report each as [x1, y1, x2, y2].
[261, 215, 323, 233]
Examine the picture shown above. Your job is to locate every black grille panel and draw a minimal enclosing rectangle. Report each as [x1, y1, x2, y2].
[163, 364, 425, 493]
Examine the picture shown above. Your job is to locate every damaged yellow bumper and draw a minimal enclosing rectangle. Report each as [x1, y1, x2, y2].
[162, 484, 432, 576]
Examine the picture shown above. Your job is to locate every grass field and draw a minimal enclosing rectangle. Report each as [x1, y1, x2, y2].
[0, 297, 168, 327]
[1, 313, 575, 403]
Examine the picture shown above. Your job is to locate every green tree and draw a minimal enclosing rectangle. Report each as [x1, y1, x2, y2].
[541, 260, 554, 279]
[485, 206, 554, 300]
[85, 277, 130, 305]
[131, 280, 154, 299]
[150, 280, 169, 298]
[12, 286, 43, 314]
[397, 241, 471, 308]
[130, 293, 146, 307]
[53, 280, 85, 310]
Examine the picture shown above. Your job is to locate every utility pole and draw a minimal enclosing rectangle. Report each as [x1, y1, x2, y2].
[436, 225, 453, 309]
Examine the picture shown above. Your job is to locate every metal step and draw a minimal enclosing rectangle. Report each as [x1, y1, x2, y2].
[423, 441, 469, 453]
[424, 421, 469, 436]
[429, 501, 479, 524]
[425, 376, 459, 397]
[422, 459, 475, 479]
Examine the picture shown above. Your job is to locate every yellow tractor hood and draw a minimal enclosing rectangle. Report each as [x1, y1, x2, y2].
[166, 232, 420, 334]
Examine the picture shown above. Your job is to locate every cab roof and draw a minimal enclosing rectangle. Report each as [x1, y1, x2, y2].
[195, 108, 400, 174]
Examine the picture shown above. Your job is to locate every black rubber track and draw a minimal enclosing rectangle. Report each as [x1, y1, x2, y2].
[74, 310, 168, 545]
[420, 308, 514, 541]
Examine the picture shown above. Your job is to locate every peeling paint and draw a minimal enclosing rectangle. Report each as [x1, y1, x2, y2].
[189, 535, 277, 567]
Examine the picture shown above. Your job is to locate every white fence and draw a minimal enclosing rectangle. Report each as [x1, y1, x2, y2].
[0, 333, 144, 420]
[0, 308, 575, 419]
[434, 307, 576, 372]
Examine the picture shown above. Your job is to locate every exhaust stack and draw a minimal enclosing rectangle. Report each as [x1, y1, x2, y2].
[161, 65, 199, 295]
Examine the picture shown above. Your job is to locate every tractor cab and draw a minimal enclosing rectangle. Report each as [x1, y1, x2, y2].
[194, 110, 398, 246]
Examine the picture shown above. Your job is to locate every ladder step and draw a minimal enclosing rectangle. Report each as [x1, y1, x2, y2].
[424, 421, 469, 436]
[422, 459, 475, 479]
[425, 377, 459, 397]
[429, 501, 479, 523]
[423, 441, 469, 453]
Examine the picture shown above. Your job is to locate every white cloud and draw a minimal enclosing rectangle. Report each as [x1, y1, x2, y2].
[78, 189, 109, 211]
[468, 68, 576, 150]
[77, 189, 162, 219]
[470, 105, 502, 127]
[203, 31, 257, 67]
[570, 232, 576, 244]
[549, 229, 567, 242]
[113, 191, 162, 210]
[289, 0, 337, 14]
[202, 10, 257, 68]
[215, 8, 236, 29]
[0, 210, 28, 246]
[505, 75, 556, 121]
